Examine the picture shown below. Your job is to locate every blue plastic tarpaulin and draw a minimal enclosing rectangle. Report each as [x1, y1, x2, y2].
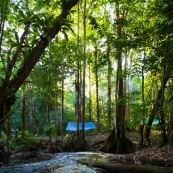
[152, 119, 159, 125]
[145, 118, 160, 125]
[66, 122, 96, 131]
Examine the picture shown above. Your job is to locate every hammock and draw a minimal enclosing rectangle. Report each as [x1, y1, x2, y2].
[66, 121, 96, 131]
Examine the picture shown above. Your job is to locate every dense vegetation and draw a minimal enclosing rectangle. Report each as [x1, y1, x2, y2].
[0, 0, 173, 163]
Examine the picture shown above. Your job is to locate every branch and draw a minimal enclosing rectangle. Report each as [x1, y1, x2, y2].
[0, 112, 11, 125]
[0, 0, 9, 68]
[4, 22, 31, 85]
[9, 0, 79, 92]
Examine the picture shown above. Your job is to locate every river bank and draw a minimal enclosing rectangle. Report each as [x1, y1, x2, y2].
[1, 132, 173, 171]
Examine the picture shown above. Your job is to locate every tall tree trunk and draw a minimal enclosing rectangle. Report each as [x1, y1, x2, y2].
[115, 0, 128, 153]
[55, 86, 59, 147]
[100, 95, 106, 120]
[0, 0, 10, 138]
[26, 88, 31, 132]
[145, 76, 169, 145]
[94, 46, 100, 133]
[21, 90, 26, 137]
[159, 67, 168, 145]
[107, 43, 112, 132]
[29, 86, 39, 135]
[102, 0, 133, 154]
[75, 1, 81, 148]
[0, 0, 9, 57]
[81, 0, 87, 145]
[6, 116, 11, 153]
[75, 70, 80, 146]
[89, 62, 92, 121]
[47, 49, 52, 145]
[126, 55, 132, 122]
[138, 51, 146, 148]
[168, 79, 173, 142]
[32, 102, 39, 136]
[7, 117, 12, 138]
[61, 79, 64, 137]
[124, 51, 127, 118]
[47, 95, 52, 144]
[116, 45, 126, 153]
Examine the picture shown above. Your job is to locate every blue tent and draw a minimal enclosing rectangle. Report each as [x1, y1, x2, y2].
[66, 122, 96, 131]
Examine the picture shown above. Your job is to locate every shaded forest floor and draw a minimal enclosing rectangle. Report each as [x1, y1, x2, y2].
[1, 131, 173, 168]
[65, 132, 173, 167]
[26, 132, 173, 167]
[84, 132, 173, 167]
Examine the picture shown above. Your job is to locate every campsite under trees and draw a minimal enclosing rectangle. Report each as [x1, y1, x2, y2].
[1, 0, 173, 170]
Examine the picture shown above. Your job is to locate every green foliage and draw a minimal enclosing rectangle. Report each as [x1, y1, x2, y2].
[1, 0, 173, 146]
[0, 132, 6, 141]
[9, 132, 44, 152]
[88, 15, 99, 29]
[43, 124, 55, 137]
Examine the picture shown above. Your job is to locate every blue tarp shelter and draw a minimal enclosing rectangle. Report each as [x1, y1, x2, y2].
[145, 118, 160, 125]
[66, 121, 96, 131]
[152, 119, 160, 125]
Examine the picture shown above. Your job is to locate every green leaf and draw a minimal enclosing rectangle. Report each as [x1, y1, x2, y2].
[18, 10, 26, 20]
[62, 31, 68, 41]
[88, 15, 99, 29]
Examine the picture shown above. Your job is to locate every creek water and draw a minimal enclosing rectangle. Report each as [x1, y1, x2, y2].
[2, 152, 172, 173]
[0, 152, 106, 173]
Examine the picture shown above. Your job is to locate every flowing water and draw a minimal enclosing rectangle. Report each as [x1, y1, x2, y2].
[1, 152, 173, 173]
[0, 152, 106, 173]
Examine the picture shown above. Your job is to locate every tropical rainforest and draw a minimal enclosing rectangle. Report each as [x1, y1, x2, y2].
[0, 0, 173, 167]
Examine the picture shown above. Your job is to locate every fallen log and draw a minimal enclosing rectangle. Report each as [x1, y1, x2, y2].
[78, 160, 173, 173]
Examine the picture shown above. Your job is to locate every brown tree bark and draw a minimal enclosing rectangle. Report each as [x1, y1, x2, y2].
[7, 117, 12, 138]
[75, 1, 81, 148]
[89, 63, 92, 121]
[102, 0, 133, 154]
[32, 102, 39, 136]
[29, 86, 39, 135]
[26, 89, 31, 132]
[61, 80, 64, 137]
[107, 43, 112, 132]
[47, 94, 52, 145]
[54, 86, 59, 147]
[81, 0, 87, 145]
[94, 45, 100, 133]
[138, 51, 146, 149]
[21, 90, 26, 137]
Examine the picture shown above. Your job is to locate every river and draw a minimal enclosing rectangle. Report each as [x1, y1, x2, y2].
[1, 152, 173, 173]
[0, 152, 105, 173]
